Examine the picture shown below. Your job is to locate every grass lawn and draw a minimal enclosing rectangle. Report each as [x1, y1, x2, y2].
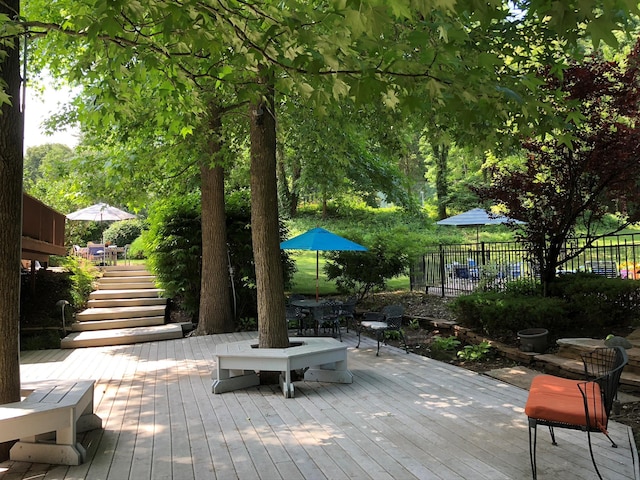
[287, 251, 410, 296]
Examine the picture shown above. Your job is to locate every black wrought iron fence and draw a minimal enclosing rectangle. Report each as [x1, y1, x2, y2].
[410, 233, 640, 297]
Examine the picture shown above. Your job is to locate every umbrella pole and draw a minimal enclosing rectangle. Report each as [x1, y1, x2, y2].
[316, 250, 319, 301]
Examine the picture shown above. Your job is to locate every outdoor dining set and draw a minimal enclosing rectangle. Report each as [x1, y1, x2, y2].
[286, 295, 409, 356]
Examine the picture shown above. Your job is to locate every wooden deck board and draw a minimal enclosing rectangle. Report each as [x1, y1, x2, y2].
[2, 331, 637, 480]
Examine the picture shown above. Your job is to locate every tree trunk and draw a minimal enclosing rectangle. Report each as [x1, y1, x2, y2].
[197, 102, 234, 333]
[249, 73, 288, 350]
[433, 144, 449, 220]
[0, 0, 24, 460]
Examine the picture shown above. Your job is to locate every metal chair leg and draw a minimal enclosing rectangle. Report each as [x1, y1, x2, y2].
[528, 419, 537, 479]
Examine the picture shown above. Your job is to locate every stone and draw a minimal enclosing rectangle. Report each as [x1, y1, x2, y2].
[604, 335, 633, 349]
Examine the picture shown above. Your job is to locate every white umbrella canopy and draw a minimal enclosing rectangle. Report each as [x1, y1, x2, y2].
[436, 208, 524, 227]
[436, 208, 525, 241]
[66, 203, 136, 222]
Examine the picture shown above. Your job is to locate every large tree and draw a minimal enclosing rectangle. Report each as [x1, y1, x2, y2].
[0, 0, 23, 459]
[2, 0, 637, 378]
[477, 42, 640, 292]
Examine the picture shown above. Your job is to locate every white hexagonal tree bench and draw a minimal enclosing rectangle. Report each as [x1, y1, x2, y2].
[212, 337, 353, 398]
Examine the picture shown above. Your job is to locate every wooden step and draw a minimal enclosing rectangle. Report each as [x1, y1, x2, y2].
[76, 305, 166, 322]
[71, 316, 166, 331]
[100, 265, 148, 272]
[101, 269, 153, 277]
[87, 297, 167, 309]
[94, 281, 157, 290]
[89, 288, 164, 300]
[97, 276, 156, 285]
[61, 324, 184, 348]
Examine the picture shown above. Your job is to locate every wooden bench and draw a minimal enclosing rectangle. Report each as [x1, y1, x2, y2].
[0, 380, 102, 465]
[212, 337, 353, 398]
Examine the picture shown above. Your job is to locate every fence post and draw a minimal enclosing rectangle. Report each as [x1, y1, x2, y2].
[439, 245, 446, 297]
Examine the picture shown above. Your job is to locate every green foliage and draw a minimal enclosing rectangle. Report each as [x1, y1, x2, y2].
[103, 219, 146, 247]
[450, 292, 569, 337]
[226, 189, 296, 319]
[324, 236, 407, 300]
[144, 189, 295, 321]
[236, 317, 257, 332]
[20, 331, 61, 351]
[547, 274, 640, 328]
[457, 341, 492, 362]
[61, 255, 99, 309]
[452, 273, 640, 338]
[146, 193, 202, 318]
[128, 236, 147, 259]
[408, 318, 420, 330]
[384, 329, 403, 341]
[430, 336, 461, 352]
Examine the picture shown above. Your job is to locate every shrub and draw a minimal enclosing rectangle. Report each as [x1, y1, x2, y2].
[103, 219, 146, 247]
[61, 255, 99, 309]
[324, 230, 410, 300]
[226, 189, 296, 320]
[128, 236, 147, 259]
[431, 335, 461, 351]
[450, 292, 568, 337]
[146, 194, 202, 319]
[457, 341, 492, 362]
[145, 189, 296, 323]
[547, 273, 640, 328]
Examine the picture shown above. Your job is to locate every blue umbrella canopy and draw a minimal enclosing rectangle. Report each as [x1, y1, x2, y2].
[280, 227, 367, 252]
[280, 228, 367, 300]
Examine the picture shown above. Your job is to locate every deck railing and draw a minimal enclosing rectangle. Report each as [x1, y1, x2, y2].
[21, 192, 67, 262]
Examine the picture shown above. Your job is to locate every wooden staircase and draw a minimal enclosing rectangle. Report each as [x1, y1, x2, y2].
[61, 264, 186, 348]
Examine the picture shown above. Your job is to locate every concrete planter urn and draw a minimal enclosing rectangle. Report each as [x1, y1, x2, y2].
[517, 328, 549, 353]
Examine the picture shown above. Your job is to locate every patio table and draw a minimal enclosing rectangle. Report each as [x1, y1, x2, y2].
[290, 299, 342, 336]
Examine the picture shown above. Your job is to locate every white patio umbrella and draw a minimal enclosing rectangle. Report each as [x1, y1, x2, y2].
[436, 207, 524, 241]
[66, 203, 136, 222]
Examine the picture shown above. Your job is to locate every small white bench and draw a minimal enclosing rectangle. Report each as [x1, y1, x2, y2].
[212, 337, 353, 398]
[0, 380, 102, 465]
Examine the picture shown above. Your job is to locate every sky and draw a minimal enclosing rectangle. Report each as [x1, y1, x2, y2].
[23, 84, 80, 150]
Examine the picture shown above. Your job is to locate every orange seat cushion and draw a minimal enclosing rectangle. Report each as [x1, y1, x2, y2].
[525, 375, 605, 427]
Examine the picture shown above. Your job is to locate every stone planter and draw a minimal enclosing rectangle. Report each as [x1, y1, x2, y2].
[517, 328, 549, 353]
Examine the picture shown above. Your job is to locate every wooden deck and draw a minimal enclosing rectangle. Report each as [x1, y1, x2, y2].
[1, 331, 637, 479]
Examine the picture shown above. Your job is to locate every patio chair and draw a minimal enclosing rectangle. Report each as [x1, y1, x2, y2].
[285, 305, 309, 336]
[86, 242, 106, 264]
[356, 304, 409, 356]
[338, 296, 357, 332]
[317, 301, 342, 341]
[524, 346, 628, 479]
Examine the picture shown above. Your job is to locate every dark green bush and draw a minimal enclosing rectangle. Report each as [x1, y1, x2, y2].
[226, 189, 295, 320]
[145, 189, 295, 323]
[128, 236, 146, 259]
[146, 194, 202, 319]
[450, 292, 569, 337]
[324, 232, 407, 300]
[103, 219, 146, 247]
[547, 273, 640, 327]
[450, 273, 640, 338]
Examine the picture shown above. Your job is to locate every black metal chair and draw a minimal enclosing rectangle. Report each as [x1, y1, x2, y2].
[524, 346, 628, 479]
[285, 305, 309, 336]
[317, 301, 342, 341]
[338, 297, 357, 332]
[356, 304, 408, 356]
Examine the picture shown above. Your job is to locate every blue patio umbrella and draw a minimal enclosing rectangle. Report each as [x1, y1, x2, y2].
[280, 227, 367, 300]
